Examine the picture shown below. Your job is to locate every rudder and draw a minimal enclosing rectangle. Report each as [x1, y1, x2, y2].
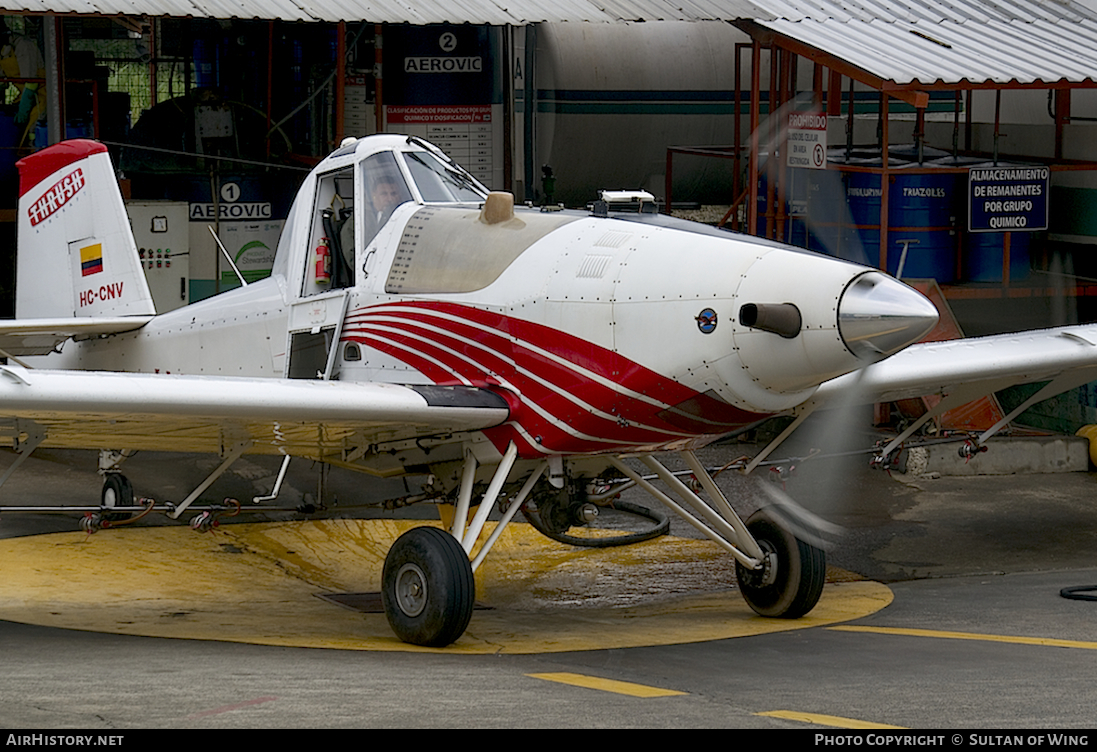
[16, 139, 154, 318]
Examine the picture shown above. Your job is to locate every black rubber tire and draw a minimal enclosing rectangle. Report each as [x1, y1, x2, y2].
[1060, 585, 1097, 602]
[735, 508, 826, 618]
[522, 500, 670, 548]
[381, 527, 475, 647]
[101, 474, 134, 522]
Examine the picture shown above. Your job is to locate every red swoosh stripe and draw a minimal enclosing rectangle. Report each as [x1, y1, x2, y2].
[342, 301, 763, 455]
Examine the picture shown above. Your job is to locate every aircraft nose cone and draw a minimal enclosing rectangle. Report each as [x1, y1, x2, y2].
[838, 272, 939, 361]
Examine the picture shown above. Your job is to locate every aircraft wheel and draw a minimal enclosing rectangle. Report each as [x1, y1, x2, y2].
[735, 508, 825, 618]
[382, 527, 475, 647]
[101, 473, 134, 521]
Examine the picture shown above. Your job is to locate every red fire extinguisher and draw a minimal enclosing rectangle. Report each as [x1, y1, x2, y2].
[315, 237, 331, 283]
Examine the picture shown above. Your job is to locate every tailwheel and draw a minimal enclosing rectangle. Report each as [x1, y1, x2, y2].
[735, 508, 825, 618]
[382, 527, 475, 647]
[101, 473, 134, 521]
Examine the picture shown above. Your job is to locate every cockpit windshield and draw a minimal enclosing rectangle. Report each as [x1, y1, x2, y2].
[401, 150, 487, 203]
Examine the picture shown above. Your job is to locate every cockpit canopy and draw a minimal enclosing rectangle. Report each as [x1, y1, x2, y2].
[349, 134, 489, 207]
[280, 134, 492, 297]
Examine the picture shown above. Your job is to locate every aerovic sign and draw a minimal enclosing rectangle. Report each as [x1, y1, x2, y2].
[787, 112, 827, 170]
[968, 166, 1049, 233]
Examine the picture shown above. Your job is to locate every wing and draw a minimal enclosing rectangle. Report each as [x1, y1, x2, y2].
[0, 318, 153, 356]
[0, 365, 509, 473]
[812, 323, 1097, 408]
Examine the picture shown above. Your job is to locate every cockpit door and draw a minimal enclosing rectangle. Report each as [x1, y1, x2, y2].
[285, 289, 350, 380]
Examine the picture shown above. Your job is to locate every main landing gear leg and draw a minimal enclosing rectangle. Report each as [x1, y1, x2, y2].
[607, 451, 826, 619]
[380, 443, 547, 646]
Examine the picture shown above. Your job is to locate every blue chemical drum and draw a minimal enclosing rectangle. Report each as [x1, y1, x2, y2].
[965, 231, 1032, 282]
[757, 162, 846, 256]
[887, 171, 960, 282]
[842, 164, 960, 282]
[755, 162, 803, 249]
[756, 159, 797, 247]
[796, 167, 845, 257]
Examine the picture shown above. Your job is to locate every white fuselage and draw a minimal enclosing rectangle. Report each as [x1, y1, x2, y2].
[46, 209, 884, 456]
[29, 135, 937, 460]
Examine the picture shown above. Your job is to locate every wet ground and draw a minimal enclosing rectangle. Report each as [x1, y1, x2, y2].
[2, 439, 1097, 728]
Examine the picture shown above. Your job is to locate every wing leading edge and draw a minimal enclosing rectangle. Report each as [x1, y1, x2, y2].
[0, 366, 510, 462]
[812, 323, 1097, 408]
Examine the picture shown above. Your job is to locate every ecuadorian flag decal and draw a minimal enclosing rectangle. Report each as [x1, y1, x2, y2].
[80, 243, 103, 277]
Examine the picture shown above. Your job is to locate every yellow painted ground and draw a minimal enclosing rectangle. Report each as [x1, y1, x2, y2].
[0, 519, 892, 653]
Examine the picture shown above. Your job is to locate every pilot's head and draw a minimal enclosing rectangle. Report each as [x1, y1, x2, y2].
[371, 174, 404, 216]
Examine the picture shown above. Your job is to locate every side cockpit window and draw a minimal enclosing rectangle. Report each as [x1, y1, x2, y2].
[361, 151, 413, 248]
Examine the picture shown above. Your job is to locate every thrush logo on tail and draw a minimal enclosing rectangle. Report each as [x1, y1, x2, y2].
[28, 168, 86, 226]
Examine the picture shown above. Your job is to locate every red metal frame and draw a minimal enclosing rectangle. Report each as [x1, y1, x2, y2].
[662, 28, 1097, 294]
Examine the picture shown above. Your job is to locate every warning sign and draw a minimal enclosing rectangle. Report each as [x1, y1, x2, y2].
[968, 166, 1049, 233]
[787, 112, 827, 170]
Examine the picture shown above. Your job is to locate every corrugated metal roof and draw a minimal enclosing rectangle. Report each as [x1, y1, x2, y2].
[0, 0, 1094, 25]
[0, 0, 1092, 27]
[0, 0, 767, 23]
[0, 0, 1094, 86]
[753, 5, 1097, 85]
[752, 0, 1097, 24]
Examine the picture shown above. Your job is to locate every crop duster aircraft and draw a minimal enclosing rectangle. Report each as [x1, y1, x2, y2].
[2, 135, 1097, 647]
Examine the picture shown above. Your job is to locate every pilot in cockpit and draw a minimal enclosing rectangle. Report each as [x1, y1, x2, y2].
[361, 155, 413, 248]
[371, 173, 405, 220]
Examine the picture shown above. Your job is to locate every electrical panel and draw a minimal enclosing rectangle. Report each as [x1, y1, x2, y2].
[126, 201, 190, 313]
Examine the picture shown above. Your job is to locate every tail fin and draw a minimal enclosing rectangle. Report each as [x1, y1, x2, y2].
[16, 139, 155, 318]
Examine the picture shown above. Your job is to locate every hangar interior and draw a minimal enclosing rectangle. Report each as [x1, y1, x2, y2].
[0, 1, 1095, 431]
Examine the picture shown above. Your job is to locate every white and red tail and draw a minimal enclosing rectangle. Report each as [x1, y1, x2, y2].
[16, 139, 154, 319]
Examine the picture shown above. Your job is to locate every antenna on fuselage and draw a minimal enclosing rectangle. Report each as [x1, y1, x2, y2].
[208, 225, 248, 288]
